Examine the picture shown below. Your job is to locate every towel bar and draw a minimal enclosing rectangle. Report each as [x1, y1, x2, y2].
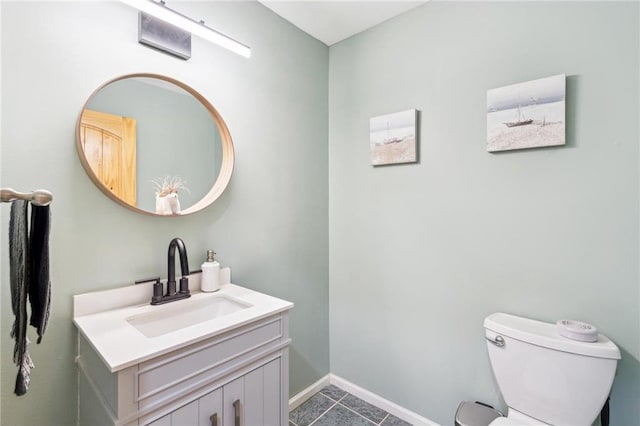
[0, 188, 53, 206]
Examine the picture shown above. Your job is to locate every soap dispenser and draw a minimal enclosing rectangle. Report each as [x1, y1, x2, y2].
[201, 250, 220, 292]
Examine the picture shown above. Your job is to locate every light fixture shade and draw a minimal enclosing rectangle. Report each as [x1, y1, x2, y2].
[121, 0, 251, 58]
[139, 12, 192, 60]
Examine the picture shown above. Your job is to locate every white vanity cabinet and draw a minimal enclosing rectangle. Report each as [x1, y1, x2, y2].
[77, 311, 291, 426]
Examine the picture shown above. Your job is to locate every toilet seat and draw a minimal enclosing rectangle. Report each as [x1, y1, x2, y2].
[488, 418, 518, 425]
[489, 417, 544, 426]
[489, 414, 548, 426]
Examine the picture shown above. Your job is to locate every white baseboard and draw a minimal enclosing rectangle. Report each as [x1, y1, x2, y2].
[288, 374, 331, 411]
[289, 373, 440, 426]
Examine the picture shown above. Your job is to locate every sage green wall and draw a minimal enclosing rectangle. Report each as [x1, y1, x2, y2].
[0, 2, 328, 425]
[329, 2, 639, 425]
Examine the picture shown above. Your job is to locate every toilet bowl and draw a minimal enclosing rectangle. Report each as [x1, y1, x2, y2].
[484, 313, 620, 426]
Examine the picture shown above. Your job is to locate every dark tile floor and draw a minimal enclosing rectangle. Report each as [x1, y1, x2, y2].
[289, 385, 412, 426]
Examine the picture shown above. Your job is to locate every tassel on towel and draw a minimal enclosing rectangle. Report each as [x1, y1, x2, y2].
[8, 200, 52, 396]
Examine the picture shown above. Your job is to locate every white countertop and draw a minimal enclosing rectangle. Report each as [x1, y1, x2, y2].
[73, 281, 294, 372]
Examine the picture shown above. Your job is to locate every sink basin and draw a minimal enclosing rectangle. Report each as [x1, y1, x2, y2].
[126, 294, 252, 338]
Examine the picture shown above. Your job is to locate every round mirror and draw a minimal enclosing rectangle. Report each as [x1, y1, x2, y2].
[76, 73, 234, 216]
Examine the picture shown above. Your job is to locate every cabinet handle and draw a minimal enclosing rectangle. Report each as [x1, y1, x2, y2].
[233, 399, 241, 426]
[209, 413, 218, 426]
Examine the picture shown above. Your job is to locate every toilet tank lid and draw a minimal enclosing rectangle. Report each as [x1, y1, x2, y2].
[484, 313, 621, 360]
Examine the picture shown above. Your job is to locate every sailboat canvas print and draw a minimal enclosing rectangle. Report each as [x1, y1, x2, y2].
[487, 74, 565, 152]
[370, 109, 418, 166]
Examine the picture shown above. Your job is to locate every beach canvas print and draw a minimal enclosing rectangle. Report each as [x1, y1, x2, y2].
[487, 74, 565, 152]
[370, 109, 417, 166]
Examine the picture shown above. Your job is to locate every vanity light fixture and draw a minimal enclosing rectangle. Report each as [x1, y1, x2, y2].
[120, 0, 251, 58]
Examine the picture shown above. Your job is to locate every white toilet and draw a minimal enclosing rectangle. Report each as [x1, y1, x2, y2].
[484, 312, 621, 426]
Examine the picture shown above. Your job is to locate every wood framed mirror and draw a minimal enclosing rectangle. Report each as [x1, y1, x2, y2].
[76, 73, 234, 216]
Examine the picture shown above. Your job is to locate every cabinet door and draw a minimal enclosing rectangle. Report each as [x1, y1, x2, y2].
[199, 387, 223, 426]
[172, 400, 199, 424]
[223, 358, 282, 426]
[223, 376, 244, 426]
[261, 358, 282, 425]
[148, 359, 282, 426]
[147, 400, 198, 425]
[147, 414, 171, 426]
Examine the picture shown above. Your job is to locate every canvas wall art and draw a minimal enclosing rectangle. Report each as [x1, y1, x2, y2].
[370, 109, 418, 166]
[487, 74, 566, 152]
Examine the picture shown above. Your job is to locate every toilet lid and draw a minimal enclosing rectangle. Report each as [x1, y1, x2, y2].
[489, 418, 522, 426]
[489, 417, 546, 426]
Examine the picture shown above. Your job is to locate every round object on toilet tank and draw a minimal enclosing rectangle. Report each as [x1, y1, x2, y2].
[556, 319, 598, 342]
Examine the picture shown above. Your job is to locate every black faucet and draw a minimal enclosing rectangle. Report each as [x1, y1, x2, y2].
[150, 237, 191, 305]
[167, 237, 189, 294]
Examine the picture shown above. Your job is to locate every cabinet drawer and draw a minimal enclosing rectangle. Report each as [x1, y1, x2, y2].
[136, 314, 283, 411]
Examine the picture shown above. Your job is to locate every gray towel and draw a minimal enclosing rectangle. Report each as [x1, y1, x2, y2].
[8, 200, 51, 396]
[29, 204, 51, 343]
[9, 200, 32, 395]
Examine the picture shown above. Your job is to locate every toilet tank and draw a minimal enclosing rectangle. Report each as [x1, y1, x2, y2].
[484, 313, 620, 426]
